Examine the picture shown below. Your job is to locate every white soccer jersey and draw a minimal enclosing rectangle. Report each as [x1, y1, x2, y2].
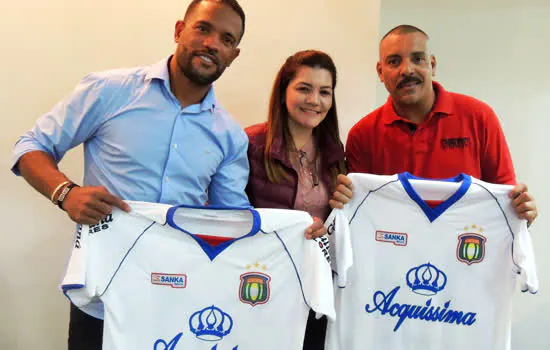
[62, 201, 334, 350]
[325, 172, 538, 350]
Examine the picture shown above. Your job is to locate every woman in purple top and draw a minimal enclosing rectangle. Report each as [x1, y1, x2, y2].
[245, 50, 346, 350]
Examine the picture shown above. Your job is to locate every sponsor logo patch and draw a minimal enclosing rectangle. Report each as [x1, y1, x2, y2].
[155, 305, 237, 349]
[151, 273, 187, 288]
[89, 214, 113, 234]
[315, 235, 331, 263]
[365, 262, 477, 331]
[74, 225, 82, 249]
[441, 137, 471, 150]
[375, 230, 408, 246]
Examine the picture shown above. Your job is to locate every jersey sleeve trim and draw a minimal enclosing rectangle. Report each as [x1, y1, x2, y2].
[472, 182, 519, 269]
[349, 178, 400, 225]
[272, 230, 310, 309]
[473, 181, 539, 294]
[61, 284, 85, 291]
[99, 221, 156, 297]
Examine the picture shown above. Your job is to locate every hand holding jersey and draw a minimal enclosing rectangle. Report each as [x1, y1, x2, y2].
[331, 174, 538, 226]
[325, 173, 538, 350]
[62, 185, 131, 225]
[62, 202, 335, 350]
[508, 183, 538, 226]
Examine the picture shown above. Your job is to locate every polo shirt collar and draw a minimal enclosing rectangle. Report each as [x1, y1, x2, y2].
[146, 55, 217, 112]
[382, 81, 453, 125]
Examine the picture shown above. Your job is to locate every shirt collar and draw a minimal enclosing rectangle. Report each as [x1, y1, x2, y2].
[381, 81, 453, 126]
[145, 56, 171, 82]
[201, 86, 217, 112]
[146, 55, 217, 113]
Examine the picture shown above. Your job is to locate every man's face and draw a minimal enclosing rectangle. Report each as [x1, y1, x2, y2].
[173, 1, 242, 86]
[377, 32, 436, 106]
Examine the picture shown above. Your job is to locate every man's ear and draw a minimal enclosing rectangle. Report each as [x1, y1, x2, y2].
[430, 54, 437, 77]
[376, 61, 383, 82]
[227, 48, 240, 68]
[174, 20, 185, 43]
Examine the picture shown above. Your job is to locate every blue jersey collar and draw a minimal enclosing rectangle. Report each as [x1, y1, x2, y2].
[166, 205, 261, 261]
[398, 172, 471, 222]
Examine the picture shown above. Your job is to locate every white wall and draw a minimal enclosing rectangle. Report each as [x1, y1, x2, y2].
[0, 0, 380, 348]
[378, 0, 550, 348]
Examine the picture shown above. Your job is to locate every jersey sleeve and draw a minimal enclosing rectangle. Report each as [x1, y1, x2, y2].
[302, 235, 336, 321]
[326, 208, 353, 288]
[490, 183, 539, 293]
[60, 206, 157, 318]
[60, 223, 104, 319]
[512, 220, 538, 293]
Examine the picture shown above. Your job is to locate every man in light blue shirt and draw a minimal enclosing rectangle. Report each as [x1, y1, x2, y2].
[12, 58, 250, 208]
[12, 0, 248, 348]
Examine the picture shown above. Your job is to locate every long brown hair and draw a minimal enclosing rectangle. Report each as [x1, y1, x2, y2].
[264, 50, 346, 185]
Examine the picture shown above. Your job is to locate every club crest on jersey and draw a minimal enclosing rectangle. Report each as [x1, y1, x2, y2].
[457, 227, 486, 265]
[239, 272, 271, 306]
[375, 230, 408, 246]
[151, 273, 187, 288]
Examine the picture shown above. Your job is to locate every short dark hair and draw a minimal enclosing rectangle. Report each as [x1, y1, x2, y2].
[185, 0, 246, 43]
[381, 25, 429, 42]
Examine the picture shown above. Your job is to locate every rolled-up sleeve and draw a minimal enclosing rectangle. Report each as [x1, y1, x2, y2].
[11, 74, 106, 175]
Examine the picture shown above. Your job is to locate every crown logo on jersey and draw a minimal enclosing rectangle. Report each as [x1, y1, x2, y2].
[189, 305, 233, 341]
[406, 263, 447, 296]
[457, 226, 487, 265]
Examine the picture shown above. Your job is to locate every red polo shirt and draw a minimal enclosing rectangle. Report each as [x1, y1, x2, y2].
[346, 82, 516, 184]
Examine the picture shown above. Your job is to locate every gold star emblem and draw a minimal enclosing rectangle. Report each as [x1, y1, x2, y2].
[253, 262, 260, 268]
[462, 224, 484, 233]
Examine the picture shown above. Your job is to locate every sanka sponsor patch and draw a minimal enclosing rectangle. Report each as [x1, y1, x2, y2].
[375, 230, 408, 246]
[151, 273, 187, 288]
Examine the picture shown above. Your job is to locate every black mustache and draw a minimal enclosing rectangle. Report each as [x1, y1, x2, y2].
[398, 77, 422, 88]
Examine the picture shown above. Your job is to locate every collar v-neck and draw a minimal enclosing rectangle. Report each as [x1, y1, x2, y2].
[398, 172, 472, 222]
[166, 205, 262, 261]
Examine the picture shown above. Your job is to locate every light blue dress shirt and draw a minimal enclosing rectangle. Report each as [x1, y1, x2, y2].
[12, 57, 251, 207]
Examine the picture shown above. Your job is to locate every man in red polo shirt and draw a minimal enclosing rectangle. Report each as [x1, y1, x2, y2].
[330, 25, 537, 224]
